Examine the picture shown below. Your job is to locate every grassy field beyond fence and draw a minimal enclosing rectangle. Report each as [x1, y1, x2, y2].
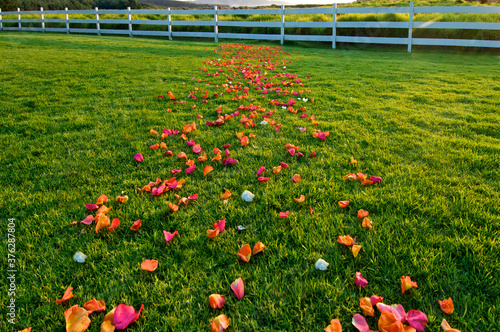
[0, 33, 499, 331]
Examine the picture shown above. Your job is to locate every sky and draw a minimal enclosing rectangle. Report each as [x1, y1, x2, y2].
[183, 0, 356, 7]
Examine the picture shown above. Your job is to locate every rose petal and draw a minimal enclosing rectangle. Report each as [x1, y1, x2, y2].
[439, 297, 455, 315]
[220, 190, 231, 200]
[237, 244, 252, 262]
[56, 286, 74, 304]
[112, 304, 144, 329]
[230, 278, 244, 299]
[84, 298, 106, 313]
[406, 310, 428, 331]
[209, 294, 225, 309]
[130, 219, 142, 231]
[324, 318, 342, 332]
[338, 200, 349, 208]
[64, 305, 91, 332]
[355, 272, 368, 288]
[256, 166, 266, 176]
[141, 259, 158, 271]
[211, 314, 229, 332]
[85, 204, 99, 211]
[352, 313, 371, 332]
[279, 210, 290, 218]
[80, 215, 93, 225]
[134, 153, 143, 162]
[164, 230, 179, 242]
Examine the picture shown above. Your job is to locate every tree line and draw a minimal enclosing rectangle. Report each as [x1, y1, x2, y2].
[0, 0, 141, 11]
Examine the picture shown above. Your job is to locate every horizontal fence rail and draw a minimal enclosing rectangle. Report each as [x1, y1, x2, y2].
[0, 2, 498, 51]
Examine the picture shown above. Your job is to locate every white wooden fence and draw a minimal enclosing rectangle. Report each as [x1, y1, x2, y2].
[0, 2, 499, 52]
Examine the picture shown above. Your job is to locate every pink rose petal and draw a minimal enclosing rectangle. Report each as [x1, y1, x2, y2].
[230, 278, 244, 300]
[112, 304, 144, 329]
[406, 310, 428, 331]
[85, 204, 99, 211]
[279, 211, 289, 218]
[355, 272, 368, 288]
[185, 165, 196, 174]
[163, 230, 178, 242]
[81, 215, 93, 225]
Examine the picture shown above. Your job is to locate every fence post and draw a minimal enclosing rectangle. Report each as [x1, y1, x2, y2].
[214, 6, 218, 43]
[408, 1, 414, 53]
[280, 5, 285, 45]
[128, 7, 132, 37]
[41, 7, 45, 33]
[332, 4, 337, 49]
[0, 9, 3, 31]
[95, 7, 100, 36]
[17, 8, 21, 31]
[65, 7, 69, 34]
[168, 7, 172, 40]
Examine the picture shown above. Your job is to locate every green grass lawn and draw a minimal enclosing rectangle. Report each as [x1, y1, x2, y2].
[0, 32, 499, 331]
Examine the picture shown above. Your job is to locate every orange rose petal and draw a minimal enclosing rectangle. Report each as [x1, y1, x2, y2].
[56, 286, 74, 304]
[272, 165, 282, 174]
[240, 136, 249, 147]
[149, 143, 160, 150]
[130, 219, 142, 231]
[116, 195, 129, 204]
[177, 152, 187, 159]
[357, 209, 369, 219]
[324, 318, 342, 332]
[362, 217, 373, 230]
[209, 294, 225, 309]
[356, 172, 367, 181]
[168, 202, 179, 212]
[212, 153, 222, 161]
[338, 200, 349, 208]
[360, 297, 374, 317]
[160, 142, 167, 149]
[439, 297, 455, 315]
[337, 235, 354, 246]
[95, 194, 108, 205]
[294, 195, 305, 203]
[350, 156, 357, 164]
[186, 159, 195, 166]
[343, 173, 357, 181]
[198, 153, 208, 162]
[204, 165, 214, 176]
[95, 214, 110, 233]
[141, 259, 159, 271]
[237, 244, 252, 262]
[352, 244, 362, 258]
[64, 305, 91, 332]
[211, 314, 229, 332]
[108, 218, 120, 231]
[207, 228, 219, 238]
[220, 189, 231, 200]
[150, 129, 158, 136]
[83, 298, 106, 313]
[401, 275, 418, 294]
[441, 319, 461, 332]
[252, 241, 266, 255]
[292, 174, 301, 183]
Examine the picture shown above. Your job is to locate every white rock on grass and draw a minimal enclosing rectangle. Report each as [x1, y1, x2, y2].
[315, 258, 329, 271]
[241, 190, 255, 202]
[73, 251, 87, 263]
